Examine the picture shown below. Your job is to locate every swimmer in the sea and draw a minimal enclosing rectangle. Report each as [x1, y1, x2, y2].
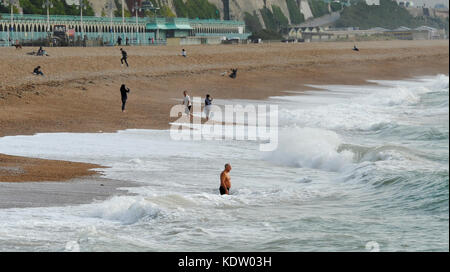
[220, 164, 232, 195]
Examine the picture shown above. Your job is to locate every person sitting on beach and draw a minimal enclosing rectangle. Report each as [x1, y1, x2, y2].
[353, 45, 359, 52]
[229, 68, 238, 79]
[182, 91, 192, 116]
[120, 48, 129, 67]
[120, 84, 130, 112]
[204, 94, 213, 121]
[36, 47, 49, 56]
[220, 164, 232, 195]
[33, 66, 44, 76]
[181, 49, 187, 58]
[37, 47, 44, 56]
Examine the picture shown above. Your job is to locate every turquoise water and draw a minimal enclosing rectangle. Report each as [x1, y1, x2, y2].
[0, 75, 448, 251]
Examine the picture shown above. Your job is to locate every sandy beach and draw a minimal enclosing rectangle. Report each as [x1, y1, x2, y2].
[0, 40, 448, 186]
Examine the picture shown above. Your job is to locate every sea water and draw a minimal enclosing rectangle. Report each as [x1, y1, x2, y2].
[0, 75, 448, 252]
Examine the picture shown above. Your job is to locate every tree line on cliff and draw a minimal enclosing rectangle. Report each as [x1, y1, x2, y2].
[0, 0, 96, 16]
[335, 0, 449, 31]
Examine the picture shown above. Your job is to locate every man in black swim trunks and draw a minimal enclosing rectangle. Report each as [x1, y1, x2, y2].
[220, 164, 232, 195]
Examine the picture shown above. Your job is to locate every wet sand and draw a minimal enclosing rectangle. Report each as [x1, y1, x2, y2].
[0, 177, 138, 209]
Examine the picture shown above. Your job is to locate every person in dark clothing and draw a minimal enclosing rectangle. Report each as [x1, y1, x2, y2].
[353, 45, 359, 52]
[120, 48, 129, 67]
[229, 68, 238, 79]
[117, 36, 122, 46]
[120, 84, 130, 112]
[33, 66, 44, 76]
[204, 94, 213, 121]
[126, 37, 129, 46]
[37, 47, 44, 56]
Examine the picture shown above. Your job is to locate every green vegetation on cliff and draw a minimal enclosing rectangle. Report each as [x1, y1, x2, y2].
[330, 2, 343, 12]
[173, 0, 220, 19]
[114, 0, 131, 17]
[19, 0, 95, 16]
[260, 5, 289, 32]
[308, 0, 330, 18]
[244, 11, 263, 32]
[144, 0, 175, 17]
[260, 7, 277, 30]
[249, 29, 283, 40]
[335, 0, 449, 30]
[286, 0, 305, 24]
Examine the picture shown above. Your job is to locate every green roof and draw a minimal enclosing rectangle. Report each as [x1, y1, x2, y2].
[147, 18, 192, 30]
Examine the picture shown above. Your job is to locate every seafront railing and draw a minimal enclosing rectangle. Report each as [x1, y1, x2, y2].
[0, 13, 248, 47]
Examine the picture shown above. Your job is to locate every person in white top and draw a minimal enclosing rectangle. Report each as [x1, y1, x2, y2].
[183, 91, 192, 115]
[181, 49, 187, 57]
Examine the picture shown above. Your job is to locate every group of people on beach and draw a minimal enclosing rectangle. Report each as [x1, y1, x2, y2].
[114, 47, 237, 194]
[181, 91, 214, 121]
[25, 44, 235, 195]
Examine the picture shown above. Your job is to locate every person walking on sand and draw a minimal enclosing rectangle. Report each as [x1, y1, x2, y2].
[220, 164, 232, 195]
[204, 94, 213, 121]
[120, 48, 129, 67]
[33, 66, 44, 76]
[182, 91, 192, 116]
[120, 84, 130, 112]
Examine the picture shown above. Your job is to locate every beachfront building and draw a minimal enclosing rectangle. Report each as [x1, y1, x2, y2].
[147, 18, 249, 45]
[0, 13, 250, 46]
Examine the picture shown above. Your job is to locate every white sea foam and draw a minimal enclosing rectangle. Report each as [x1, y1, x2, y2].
[264, 127, 354, 172]
[85, 196, 163, 225]
[0, 75, 447, 252]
